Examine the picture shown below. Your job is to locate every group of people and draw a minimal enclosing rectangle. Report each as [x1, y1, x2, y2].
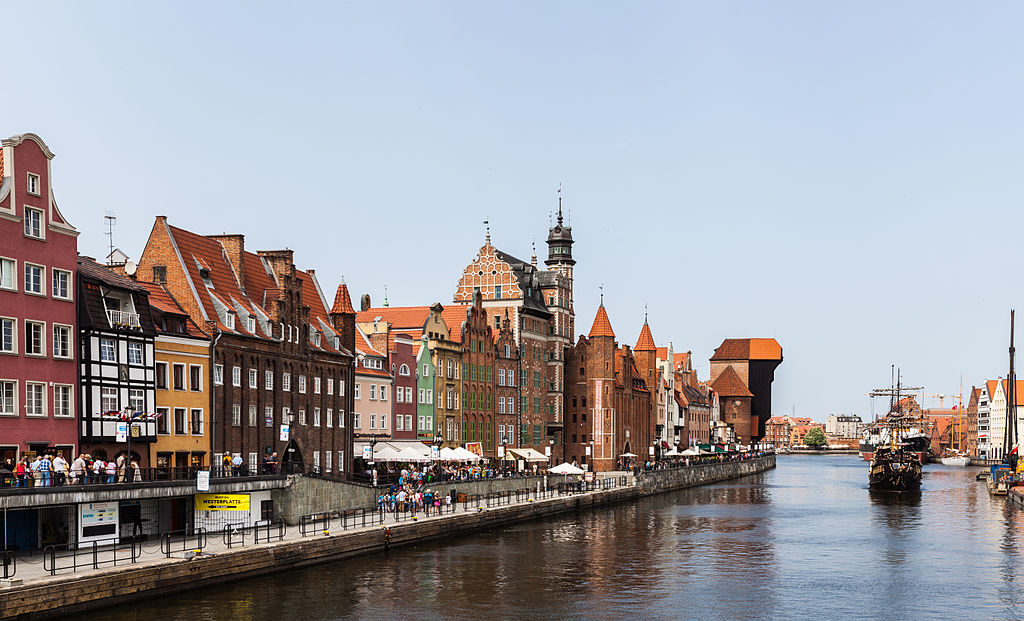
[377, 484, 448, 517]
[1, 453, 141, 487]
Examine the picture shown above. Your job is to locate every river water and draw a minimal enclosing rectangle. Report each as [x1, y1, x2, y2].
[80, 455, 1024, 620]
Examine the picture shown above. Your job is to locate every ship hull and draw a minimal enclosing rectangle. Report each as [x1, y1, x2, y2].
[869, 452, 923, 491]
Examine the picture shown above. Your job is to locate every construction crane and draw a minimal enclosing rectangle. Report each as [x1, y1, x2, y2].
[920, 393, 960, 409]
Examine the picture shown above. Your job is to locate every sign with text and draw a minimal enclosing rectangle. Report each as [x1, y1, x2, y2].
[279, 424, 290, 442]
[196, 470, 210, 492]
[115, 422, 128, 443]
[195, 494, 250, 512]
[496, 446, 504, 458]
[79, 501, 119, 543]
[363, 445, 373, 461]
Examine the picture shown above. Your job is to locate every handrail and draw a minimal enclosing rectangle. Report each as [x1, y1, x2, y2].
[1, 549, 14, 579]
[222, 522, 249, 548]
[43, 536, 141, 575]
[253, 518, 287, 543]
[159, 528, 207, 557]
[299, 512, 332, 536]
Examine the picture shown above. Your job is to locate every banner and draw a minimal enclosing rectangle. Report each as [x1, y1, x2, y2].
[195, 494, 250, 512]
[466, 442, 482, 456]
[116, 422, 128, 442]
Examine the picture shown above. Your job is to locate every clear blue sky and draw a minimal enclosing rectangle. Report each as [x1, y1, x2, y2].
[7, 1, 1024, 421]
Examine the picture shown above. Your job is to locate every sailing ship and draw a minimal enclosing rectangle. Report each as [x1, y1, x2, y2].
[868, 369, 923, 491]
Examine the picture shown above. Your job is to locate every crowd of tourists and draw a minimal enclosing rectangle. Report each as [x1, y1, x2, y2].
[0, 453, 142, 487]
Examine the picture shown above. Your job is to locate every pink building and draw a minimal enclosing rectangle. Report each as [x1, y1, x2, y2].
[0, 133, 80, 462]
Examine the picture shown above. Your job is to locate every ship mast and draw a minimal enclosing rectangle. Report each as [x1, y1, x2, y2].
[1004, 310, 1017, 462]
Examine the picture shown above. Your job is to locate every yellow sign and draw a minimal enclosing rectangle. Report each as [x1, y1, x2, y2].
[195, 494, 250, 512]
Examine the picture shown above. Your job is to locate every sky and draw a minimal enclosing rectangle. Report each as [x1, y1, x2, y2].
[5, 1, 1024, 421]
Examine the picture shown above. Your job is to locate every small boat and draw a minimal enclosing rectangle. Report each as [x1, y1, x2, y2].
[940, 454, 970, 467]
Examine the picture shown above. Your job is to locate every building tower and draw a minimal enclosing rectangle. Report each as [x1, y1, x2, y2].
[545, 193, 575, 305]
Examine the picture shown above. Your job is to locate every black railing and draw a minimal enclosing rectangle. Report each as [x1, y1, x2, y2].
[222, 522, 249, 548]
[1, 549, 14, 579]
[0, 465, 285, 491]
[299, 512, 333, 536]
[43, 537, 141, 575]
[159, 528, 208, 558]
[486, 490, 513, 508]
[254, 518, 287, 543]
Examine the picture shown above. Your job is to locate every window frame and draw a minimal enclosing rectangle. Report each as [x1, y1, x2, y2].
[26, 172, 41, 196]
[52, 323, 72, 359]
[25, 320, 45, 357]
[23, 263, 43, 295]
[0, 317, 16, 354]
[25, 381, 47, 417]
[23, 207, 44, 239]
[0, 379, 16, 416]
[52, 268, 72, 300]
[0, 257, 15, 291]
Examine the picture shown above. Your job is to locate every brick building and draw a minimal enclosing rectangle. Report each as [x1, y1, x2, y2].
[965, 387, 979, 458]
[137, 218, 355, 476]
[565, 302, 654, 471]
[453, 205, 575, 462]
[709, 338, 783, 444]
[0, 133, 80, 463]
[764, 416, 791, 448]
[494, 310, 520, 453]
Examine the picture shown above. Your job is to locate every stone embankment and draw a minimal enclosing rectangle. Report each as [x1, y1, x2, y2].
[0, 455, 774, 620]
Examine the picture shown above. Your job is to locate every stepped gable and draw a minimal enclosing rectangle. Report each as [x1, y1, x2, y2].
[588, 304, 615, 338]
[711, 366, 753, 397]
[635, 322, 656, 351]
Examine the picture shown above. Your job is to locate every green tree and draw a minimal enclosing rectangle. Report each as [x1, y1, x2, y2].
[803, 427, 827, 448]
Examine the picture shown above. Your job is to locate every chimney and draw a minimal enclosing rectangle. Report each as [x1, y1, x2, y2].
[256, 249, 294, 283]
[209, 234, 246, 291]
[360, 294, 371, 312]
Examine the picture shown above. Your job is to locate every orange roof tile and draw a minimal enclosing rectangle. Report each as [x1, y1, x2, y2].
[674, 352, 691, 370]
[635, 322, 656, 351]
[356, 306, 433, 330]
[441, 305, 470, 339]
[710, 338, 782, 361]
[331, 279, 356, 314]
[588, 305, 615, 338]
[138, 281, 208, 338]
[655, 346, 668, 359]
[711, 366, 753, 397]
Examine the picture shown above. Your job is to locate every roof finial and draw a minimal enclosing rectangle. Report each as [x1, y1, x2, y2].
[531, 239, 537, 266]
[599, 283, 604, 306]
[557, 183, 563, 226]
[644, 303, 648, 324]
[383, 284, 389, 308]
[484, 218, 490, 245]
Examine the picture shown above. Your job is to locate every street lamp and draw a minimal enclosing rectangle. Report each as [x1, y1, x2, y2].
[123, 405, 134, 483]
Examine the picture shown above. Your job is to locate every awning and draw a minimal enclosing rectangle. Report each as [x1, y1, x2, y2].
[509, 448, 548, 462]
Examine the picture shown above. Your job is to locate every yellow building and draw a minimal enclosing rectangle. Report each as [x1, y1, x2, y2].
[141, 283, 211, 473]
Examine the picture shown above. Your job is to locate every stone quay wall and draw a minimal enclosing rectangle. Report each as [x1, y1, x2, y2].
[0, 456, 774, 620]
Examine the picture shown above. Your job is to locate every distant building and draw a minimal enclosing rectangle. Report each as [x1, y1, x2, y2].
[791, 422, 825, 446]
[825, 414, 862, 438]
[965, 387, 979, 458]
[765, 417, 792, 448]
[709, 338, 783, 444]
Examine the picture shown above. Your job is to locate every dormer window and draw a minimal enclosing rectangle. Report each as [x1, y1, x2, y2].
[225, 313, 236, 330]
[246, 315, 256, 333]
[199, 268, 213, 288]
[26, 173, 40, 196]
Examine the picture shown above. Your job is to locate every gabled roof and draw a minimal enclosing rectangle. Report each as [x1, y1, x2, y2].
[589, 305, 615, 338]
[711, 366, 753, 397]
[710, 338, 782, 361]
[635, 322, 656, 351]
[357, 306, 432, 331]
[674, 352, 691, 371]
[78, 257, 146, 292]
[138, 281, 208, 338]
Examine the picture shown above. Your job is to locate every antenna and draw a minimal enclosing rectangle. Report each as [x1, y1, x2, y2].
[104, 213, 117, 265]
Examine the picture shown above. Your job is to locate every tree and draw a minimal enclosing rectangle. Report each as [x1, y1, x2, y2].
[803, 427, 827, 448]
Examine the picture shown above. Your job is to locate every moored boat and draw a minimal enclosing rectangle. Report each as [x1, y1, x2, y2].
[940, 454, 970, 467]
[869, 441, 923, 491]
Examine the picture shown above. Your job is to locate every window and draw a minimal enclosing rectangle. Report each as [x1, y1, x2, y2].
[327, 408, 333, 428]
[405, 387, 413, 403]
[314, 407, 321, 427]
[495, 285, 502, 299]
[418, 415, 425, 431]
[232, 366, 241, 386]
[214, 364, 224, 385]
[232, 404, 241, 426]
[249, 369, 258, 388]
[52, 269, 71, 299]
[397, 415, 403, 431]
[0, 318, 14, 353]
[24, 264, 42, 294]
[339, 380, 345, 396]
[173, 364, 185, 390]
[24, 207, 43, 238]
[498, 369, 505, 386]
[0, 258, 14, 290]
[99, 338, 116, 362]
[427, 389, 433, 406]
[0, 381, 15, 415]
[379, 385, 387, 401]
[325, 450, 331, 472]
[191, 409, 203, 435]
[399, 364, 410, 376]
[247, 315, 256, 333]
[225, 314, 235, 330]
[249, 405, 257, 427]
[299, 409, 307, 425]
[27, 172, 40, 195]
[354, 383, 361, 400]
[26, 382, 46, 416]
[265, 370, 273, 390]
[314, 377, 321, 394]
[395, 389, 403, 404]
[423, 364, 429, 377]
[156, 362, 168, 390]
[265, 406, 273, 427]
[129, 389, 145, 413]
[446, 360, 453, 378]
[101, 387, 118, 413]
[52, 324, 71, 358]
[282, 373, 291, 392]
[128, 342, 144, 365]
[25, 321, 44, 356]
[174, 408, 187, 434]
[157, 407, 170, 434]
[499, 397, 506, 414]
[49, 383, 72, 418]
[406, 414, 412, 431]
[369, 413, 375, 430]
[298, 375, 306, 394]
[380, 413, 387, 429]
[339, 409, 345, 428]
[418, 388, 425, 404]
[338, 451, 345, 473]
[504, 344, 511, 358]
[327, 378, 334, 395]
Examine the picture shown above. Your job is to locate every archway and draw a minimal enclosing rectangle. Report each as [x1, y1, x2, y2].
[282, 440, 304, 474]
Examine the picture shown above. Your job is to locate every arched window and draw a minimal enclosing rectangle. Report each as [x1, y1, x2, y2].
[399, 364, 410, 376]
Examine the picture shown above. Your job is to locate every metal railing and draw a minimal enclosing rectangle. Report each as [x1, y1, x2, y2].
[299, 512, 333, 536]
[106, 309, 141, 329]
[1, 465, 285, 490]
[1, 549, 14, 579]
[159, 528, 208, 558]
[254, 519, 287, 543]
[223, 522, 249, 548]
[486, 490, 513, 508]
[43, 537, 142, 575]
[339, 508, 383, 530]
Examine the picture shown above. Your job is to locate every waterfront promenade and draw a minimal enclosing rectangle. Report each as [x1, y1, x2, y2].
[0, 456, 774, 620]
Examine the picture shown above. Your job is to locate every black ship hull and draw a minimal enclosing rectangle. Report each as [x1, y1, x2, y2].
[869, 451, 922, 491]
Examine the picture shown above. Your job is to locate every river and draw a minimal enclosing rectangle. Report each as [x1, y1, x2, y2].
[78, 455, 1024, 620]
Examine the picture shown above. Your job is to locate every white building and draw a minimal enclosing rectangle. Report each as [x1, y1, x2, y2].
[825, 414, 862, 437]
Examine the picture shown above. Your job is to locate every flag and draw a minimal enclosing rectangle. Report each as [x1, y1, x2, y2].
[1010, 446, 1019, 456]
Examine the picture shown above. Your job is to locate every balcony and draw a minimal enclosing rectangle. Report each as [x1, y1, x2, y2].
[107, 309, 141, 330]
